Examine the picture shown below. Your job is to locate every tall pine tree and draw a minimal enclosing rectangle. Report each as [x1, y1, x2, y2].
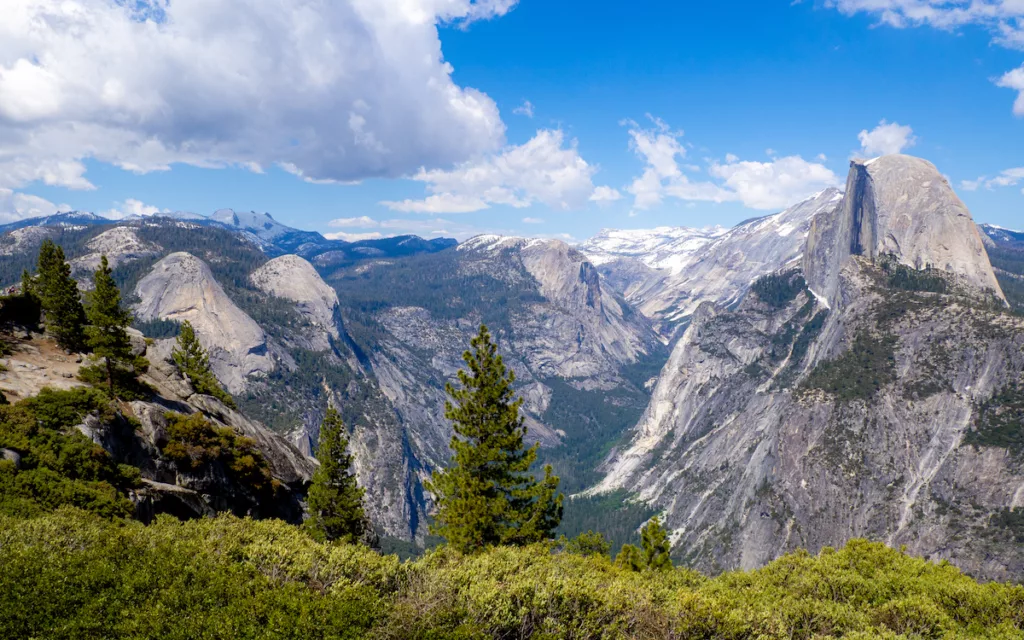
[172, 321, 236, 408]
[36, 241, 86, 351]
[304, 407, 369, 544]
[85, 256, 135, 397]
[426, 324, 563, 553]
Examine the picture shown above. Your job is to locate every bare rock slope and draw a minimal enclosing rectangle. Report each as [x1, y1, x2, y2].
[594, 155, 1024, 581]
[134, 252, 273, 394]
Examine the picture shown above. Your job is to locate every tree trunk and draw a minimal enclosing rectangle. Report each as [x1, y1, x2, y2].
[106, 356, 115, 399]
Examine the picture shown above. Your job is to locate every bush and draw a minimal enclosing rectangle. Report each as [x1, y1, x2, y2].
[1, 511, 1023, 640]
[161, 412, 276, 496]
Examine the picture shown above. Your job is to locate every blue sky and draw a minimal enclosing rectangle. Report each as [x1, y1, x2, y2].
[2, 0, 1022, 241]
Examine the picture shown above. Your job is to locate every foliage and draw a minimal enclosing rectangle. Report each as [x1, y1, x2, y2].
[878, 254, 949, 294]
[801, 331, 898, 402]
[640, 516, 673, 571]
[964, 380, 1024, 457]
[172, 320, 236, 408]
[556, 490, 657, 556]
[36, 240, 87, 351]
[426, 325, 563, 552]
[563, 530, 611, 557]
[3, 511, 1024, 639]
[133, 317, 181, 339]
[751, 270, 807, 309]
[85, 255, 142, 397]
[305, 408, 369, 544]
[161, 412, 276, 498]
[0, 388, 136, 519]
[0, 292, 41, 329]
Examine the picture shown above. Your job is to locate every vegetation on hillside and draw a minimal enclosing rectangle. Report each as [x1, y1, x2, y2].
[172, 320, 236, 408]
[305, 407, 370, 545]
[3, 510, 1024, 639]
[750, 270, 806, 309]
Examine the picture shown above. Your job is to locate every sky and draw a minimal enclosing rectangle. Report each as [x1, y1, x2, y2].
[1, 0, 1022, 242]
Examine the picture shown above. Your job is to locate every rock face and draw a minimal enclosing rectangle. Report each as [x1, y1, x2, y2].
[585, 188, 843, 337]
[580, 226, 729, 274]
[805, 156, 1005, 306]
[594, 156, 1024, 581]
[71, 227, 161, 275]
[134, 252, 273, 394]
[250, 254, 340, 349]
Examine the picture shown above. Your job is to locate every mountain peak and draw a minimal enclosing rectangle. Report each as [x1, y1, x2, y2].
[804, 154, 1005, 305]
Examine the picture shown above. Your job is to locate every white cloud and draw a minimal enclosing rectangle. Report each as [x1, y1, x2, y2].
[0, 188, 68, 223]
[522, 217, 545, 224]
[857, 120, 917, 157]
[624, 116, 838, 211]
[964, 167, 1024, 191]
[725, 153, 739, 163]
[997, 65, 1024, 116]
[513, 100, 535, 118]
[589, 186, 622, 204]
[826, 0, 1024, 47]
[708, 156, 840, 210]
[328, 215, 379, 228]
[324, 231, 385, 242]
[382, 129, 599, 214]
[824, 2, 1024, 113]
[816, 153, 828, 162]
[103, 198, 169, 220]
[0, 0, 515, 191]
[765, 148, 777, 157]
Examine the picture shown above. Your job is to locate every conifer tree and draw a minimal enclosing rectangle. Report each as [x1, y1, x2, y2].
[84, 256, 135, 397]
[305, 407, 369, 544]
[172, 321, 236, 408]
[36, 241, 86, 351]
[615, 517, 673, 571]
[640, 516, 672, 571]
[426, 324, 563, 553]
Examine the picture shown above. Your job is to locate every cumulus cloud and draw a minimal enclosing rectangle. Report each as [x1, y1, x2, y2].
[382, 129, 603, 214]
[103, 198, 169, 220]
[963, 167, 1024, 190]
[0, 0, 515, 191]
[324, 231, 385, 242]
[328, 216, 379, 228]
[589, 186, 622, 204]
[624, 116, 838, 211]
[997, 65, 1024, 116]
[0, 188, 68, 223]
[857, 120, 917, 157]
[824, 2, 1024, 113]
[513, 101, 535, 118]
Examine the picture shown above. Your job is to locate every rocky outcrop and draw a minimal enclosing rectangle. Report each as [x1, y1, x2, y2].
[250, 254, 340, 350]
[134, 252, 273, 394]
[805, 156, 1005, 306]
[594, 156, 1024, 581]
[71, 227, 160, 274]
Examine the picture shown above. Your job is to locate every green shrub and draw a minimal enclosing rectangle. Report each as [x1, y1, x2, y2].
[161, 412, 276, 496]
[751, 270, 806, 309]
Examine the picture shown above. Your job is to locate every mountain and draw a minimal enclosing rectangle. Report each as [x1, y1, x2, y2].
[582, 188, 844, 337]
[579, 225, 728, 273]
[591, 155, 1024, 581]
[979, 223, 1024, 314]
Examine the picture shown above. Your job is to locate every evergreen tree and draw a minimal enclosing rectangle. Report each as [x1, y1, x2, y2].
[305, 407, 369, 544]
[36, 242, 86, 351]
[640, 516, 672, 571]
[20, 270, 34, 300]
[426, 324, 563, 553]
[172, 321, 236, 408]
[84, 256, 135, 397]
[615, 517, 672, 572]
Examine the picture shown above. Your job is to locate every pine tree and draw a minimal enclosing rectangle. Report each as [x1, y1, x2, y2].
[304, 407, 369, 544]
[20, 269, 34, 300]
[615, 544, 644, 571]
[172, 321, 236, 408]
[85, 256, 135, 397]
[640, 516, 672, 571]
[425, 324, 563, 553]
[36, 241, 86, 351]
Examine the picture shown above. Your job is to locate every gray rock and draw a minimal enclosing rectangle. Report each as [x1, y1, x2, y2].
[250, 254, 340, 350]
[133, 252, 273, 394]
[1, 448, 21, 468]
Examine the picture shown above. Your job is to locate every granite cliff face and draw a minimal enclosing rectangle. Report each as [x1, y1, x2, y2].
[594, 155, 1024, 581]
[805, 155, 1005, 306]
[251, 254, 341, 351]
[134, 252, 273, 394]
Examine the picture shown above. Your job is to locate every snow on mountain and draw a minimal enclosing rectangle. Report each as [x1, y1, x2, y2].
[210, 209, 294, 241]
[579, 226, 728, 274]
